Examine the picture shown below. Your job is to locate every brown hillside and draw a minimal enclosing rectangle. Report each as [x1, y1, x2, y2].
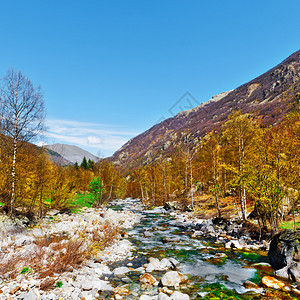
[111, 50, 300, 168]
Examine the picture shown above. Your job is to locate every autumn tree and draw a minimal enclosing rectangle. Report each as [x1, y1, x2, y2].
[222, 110, 258, 220]
[0, 69, 45, 215]
[200, 131, 222, 217]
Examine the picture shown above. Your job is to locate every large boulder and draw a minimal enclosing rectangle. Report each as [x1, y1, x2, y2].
[268, 230, 300, 281]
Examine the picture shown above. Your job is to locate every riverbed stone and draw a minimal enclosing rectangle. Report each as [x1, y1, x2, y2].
[168, 258, 180, 268]
[140, 295, 155, 300]
[269, 230, 300, 282]
[243, 280, 260, 289]
[160, 258, 172, 270]
[114, 286, 130, 296]
[113, 266, 131, 276]
[149, 257, 160, 269]
[170, 291, 189, 300]
[261, 276, 285, 289]
[145, 263, 155, 273]
[158, 292, 170, 300]
[269, 230, 300, 269]
[24, 289, 39, 300]
[139, 273, 157, 285]
[160, 271, 188, 287]
[225, 239, 243, 249]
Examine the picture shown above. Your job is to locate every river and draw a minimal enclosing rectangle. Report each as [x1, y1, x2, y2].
[106, 198, 279, 300]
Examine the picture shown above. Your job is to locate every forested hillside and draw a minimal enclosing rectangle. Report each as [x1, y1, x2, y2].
[112, 50, 300, 169]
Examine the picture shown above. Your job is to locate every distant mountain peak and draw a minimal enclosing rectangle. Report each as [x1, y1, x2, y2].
[45, 143, 99, 164]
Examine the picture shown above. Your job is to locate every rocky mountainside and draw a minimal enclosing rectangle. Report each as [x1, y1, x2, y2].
[111, 50, 300, 168]
[45, 143, 99, 164]
[44, 148, 72, 165]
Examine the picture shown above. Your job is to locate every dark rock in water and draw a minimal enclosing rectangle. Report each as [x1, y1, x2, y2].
[183, 205, 193, 212]
[269, 230, 300, 282]
[269, 230, 300, 269]
[163, 202, 181, 211]
[212, 217, 230, 227]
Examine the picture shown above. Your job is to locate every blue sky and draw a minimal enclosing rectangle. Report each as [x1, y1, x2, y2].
[0, 1, 299, 157]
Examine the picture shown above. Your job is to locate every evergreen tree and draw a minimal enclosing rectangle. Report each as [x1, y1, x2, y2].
[87, 159, 94, 170]
[80, 157, 88, 170]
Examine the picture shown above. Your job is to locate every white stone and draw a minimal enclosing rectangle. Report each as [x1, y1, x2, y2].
[140, 295, 155, 300]
[113, 266, 130, 276]
[168, 258, 180, 268]
[160, 271, 188, 287]
[24, 289, 38, 300]
[160, 258, 172, 270]
[149, 257, 160, 269]
[158, 292, 170, 300]
[170, 291, 189, 300]
[145, 263, 155, 273]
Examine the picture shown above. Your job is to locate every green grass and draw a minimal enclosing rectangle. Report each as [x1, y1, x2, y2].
[280, 215, 300, 230]
[280, 220, 300, 230]
[70, 193, 95, 212]
[0, 202, 4, 206]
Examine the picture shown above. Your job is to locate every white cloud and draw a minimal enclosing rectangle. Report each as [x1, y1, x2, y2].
[87, 136, 101, 144]
[40, 119, 138, 157]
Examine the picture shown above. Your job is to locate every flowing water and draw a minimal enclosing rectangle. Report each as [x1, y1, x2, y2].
[106, 199, 288, 299]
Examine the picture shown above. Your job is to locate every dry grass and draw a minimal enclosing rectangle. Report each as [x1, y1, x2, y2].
[192, 194, 253, 219]
[0, 220, 121, 284]
[90, 220, 121, 253]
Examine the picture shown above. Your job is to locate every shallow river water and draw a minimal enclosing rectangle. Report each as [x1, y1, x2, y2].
[106, 199, 292, 299]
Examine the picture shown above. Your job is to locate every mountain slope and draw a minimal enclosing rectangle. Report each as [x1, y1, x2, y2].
[111, 50, 300, 168]
[45, 144, 99, 164]
[44, 148, 72, 165]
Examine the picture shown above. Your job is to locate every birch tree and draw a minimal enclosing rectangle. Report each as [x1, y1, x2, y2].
[222, 110, 258, 221]
[0, 69, 45, 215]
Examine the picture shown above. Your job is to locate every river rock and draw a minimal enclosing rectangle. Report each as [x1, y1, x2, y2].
[168, 258, 180, 268]
[225, 239, 243, 249]
[24, 289, 39, 300]
[139, 273, 157, 285]
[242, 280, 264, 293]
[81, 279, 113, 291]
[140, 295, 155, 300]
[113, 266, 131, 276]
[149, 257, 160, 269]
[160, 271, 188, 287]
[170, 291, 189, 300]
[160, 258, 172, 270]
[158, 292, 170, 300]
[146, 263, 155, 273]
[261, 276, 285, 289]
[114, 286, 130, 296]
[133, 267, 145, 273]
[268, 230, 300, 281]
[164, 202, 181, 211]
